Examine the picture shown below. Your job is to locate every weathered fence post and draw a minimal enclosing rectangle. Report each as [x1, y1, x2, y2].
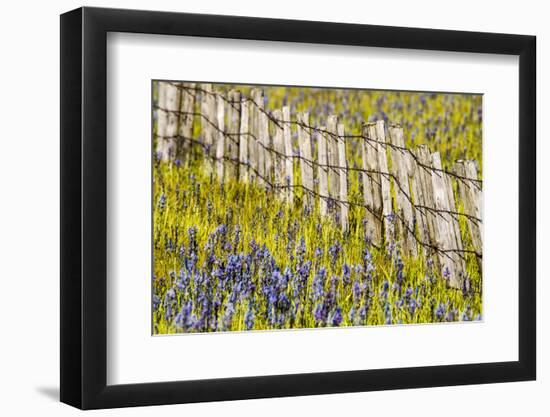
[430, 152, 465, 288]
[454, 160, 483, 272]
[155, 81, 168, 159]
[225, 90, 241, 180]
[317, 127, 329, 216]
[327, 116, 340, 217]
[361, 122, 383, 246]
[156, 81, 181, 162]
[252, 89, 267, 185]
[374, 121, 394, 245]
[337, 123, 349, 232]
[445, 172, 466, 278]
[258, 94, 272, 187]
[282, 106, 294, 204]
[200, 83, 215, 175]
[297, 112, 314, 208]
[272, 109, 286, 199]
[388, 125, 417, 256]
[429, 153, 453, 280]
[177, 83, 196, 162]
[215, 94, 225, 180]
[411, 145, 438, 261]
[248, 89, 260, 184]
[239, 95, 249, 183]
[363, 121, 393, 244]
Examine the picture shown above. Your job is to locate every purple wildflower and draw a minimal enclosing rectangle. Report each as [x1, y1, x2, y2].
[245, 308, 255, 330]
[312, 268, 326, 300]
[435, 302, 446, 321]
[329, 307, 343, 326]
[342, 264, 351, 284]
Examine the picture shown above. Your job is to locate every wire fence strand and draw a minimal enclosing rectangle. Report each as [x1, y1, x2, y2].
[154, 82, 484, 268]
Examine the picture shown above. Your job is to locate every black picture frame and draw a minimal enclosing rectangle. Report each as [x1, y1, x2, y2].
[60, 6, 536, 410]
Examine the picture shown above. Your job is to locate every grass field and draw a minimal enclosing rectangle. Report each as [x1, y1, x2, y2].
[152, 85, 483, 334]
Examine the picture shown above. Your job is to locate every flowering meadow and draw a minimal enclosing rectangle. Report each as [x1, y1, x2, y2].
[152, 85, 483, 334]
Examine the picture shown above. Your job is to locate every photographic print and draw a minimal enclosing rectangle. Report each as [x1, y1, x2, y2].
[152, 81, 483, 335]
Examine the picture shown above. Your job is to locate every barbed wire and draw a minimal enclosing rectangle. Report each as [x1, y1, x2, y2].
[156, 131, 482, 262]
[155, 107, 482, 226]
[155, 82, 483, 262]
[166, 83, 482, 190]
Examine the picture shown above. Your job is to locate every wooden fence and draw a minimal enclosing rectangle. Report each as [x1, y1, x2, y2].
[155, 81, 483, 289]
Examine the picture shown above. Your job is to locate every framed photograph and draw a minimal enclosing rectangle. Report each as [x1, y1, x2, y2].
[60, 6, 536, 409]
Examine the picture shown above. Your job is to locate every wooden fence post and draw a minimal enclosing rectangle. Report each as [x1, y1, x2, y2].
[239, 95, 249, 183]
[361, 122, 383, 246]
[388, 125, 417, 256]
[200, 83, 215, 175]
[337, 123, 349, 232]
[454, 160, 483, 273]
[251, 89, 266, 185]
[327, 116, 340, 217]
[282, 106, 294, 204]
[155, 81, 168, 159]
[430, 152, 465, 288]
[317, 127, 329, 216]
[157, 82, 181, 162]
[177, 82, 196, 162]
[215, 94, 225, 180]
[297, 112, 314, 208]
[411, 145, 438, 261]
[371, 121, 394, 244]
[445, 171, 466, 280]
[272, 109, 286, 198]
[225, 90, 241, 180]
[258, 92, 271, 187]
[248, 89, 260, 184]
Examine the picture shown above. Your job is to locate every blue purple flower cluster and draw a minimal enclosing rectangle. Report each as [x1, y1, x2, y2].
[153, 222, 480, 333]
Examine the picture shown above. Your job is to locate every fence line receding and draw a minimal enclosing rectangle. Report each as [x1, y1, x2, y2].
[154, 81, 483, 289]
